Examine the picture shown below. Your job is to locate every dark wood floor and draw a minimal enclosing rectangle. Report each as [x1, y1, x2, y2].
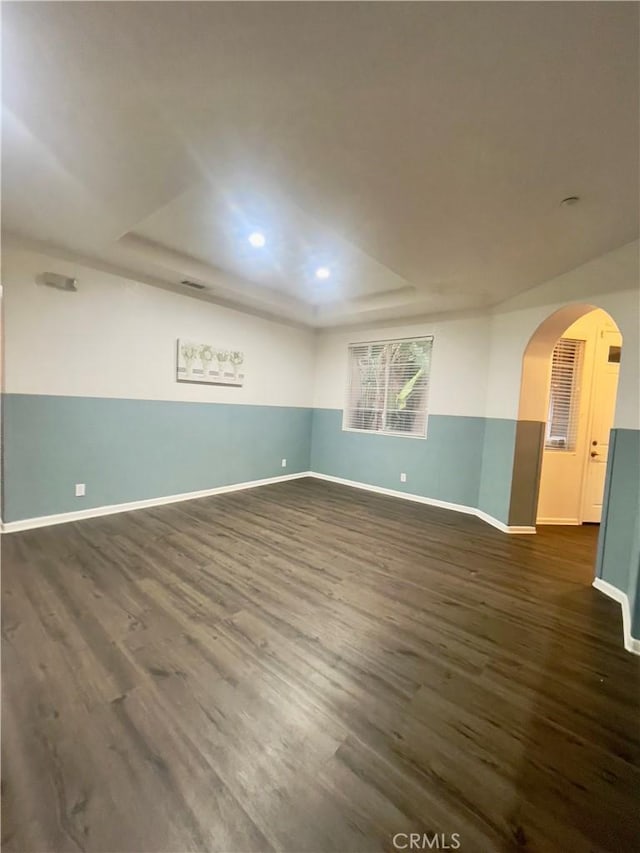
[2, 478, 639, 853]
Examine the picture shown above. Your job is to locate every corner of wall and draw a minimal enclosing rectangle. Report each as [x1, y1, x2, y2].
[477, 418, 517, 525]
[507, 420, 546, 527]
[595, 428, 640, 641]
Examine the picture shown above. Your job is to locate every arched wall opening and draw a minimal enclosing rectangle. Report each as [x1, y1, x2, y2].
[517, 303, 610, 421]
[508, 303, 623, 530]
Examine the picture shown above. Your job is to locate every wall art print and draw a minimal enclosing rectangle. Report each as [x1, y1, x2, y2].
[176, 339, 245, 386]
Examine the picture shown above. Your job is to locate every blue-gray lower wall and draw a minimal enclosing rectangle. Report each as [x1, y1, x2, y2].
[0, 402, 534, 526]
[596, 428, 640, 639]
[477, 418, 517, 524]
[477, 419, 546, 527]
[1, 394, 312, 522]
[311, 408, 489, 510]
[4, 401, 509, 523]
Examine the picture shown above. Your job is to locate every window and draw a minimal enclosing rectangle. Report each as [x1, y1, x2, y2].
[545, 338, 584, 451]
[344, 337, 433, 437]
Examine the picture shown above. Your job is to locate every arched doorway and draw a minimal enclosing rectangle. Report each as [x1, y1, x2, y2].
[537, 308, 622, 524]
[511, 303, 623, 533]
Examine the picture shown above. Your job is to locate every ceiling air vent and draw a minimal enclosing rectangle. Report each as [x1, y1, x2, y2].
[181, 279, 206, 290]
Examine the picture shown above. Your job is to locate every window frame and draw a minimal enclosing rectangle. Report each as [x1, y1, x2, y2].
[342, 335, 434, 440]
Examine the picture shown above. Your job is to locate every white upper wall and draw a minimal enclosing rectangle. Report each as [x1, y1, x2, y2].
[2, 245, 316, 407]
[315, 240, 639, 428]
[485, 240, 639, 427]
[313, 314, 491, 417]
[3, 240, 638, 426]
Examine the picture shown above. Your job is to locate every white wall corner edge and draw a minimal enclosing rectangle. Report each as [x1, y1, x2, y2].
[592, 577, 640, 656]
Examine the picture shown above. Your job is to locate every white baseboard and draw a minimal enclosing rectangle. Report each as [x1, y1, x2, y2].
[308, 473, 536, 534]
[536, 518, 581, 526]
[0, 472, 312, 534]
[475, 509, 537, 535]
[0, 470, 537, 536]
[592, 577, 640, 655]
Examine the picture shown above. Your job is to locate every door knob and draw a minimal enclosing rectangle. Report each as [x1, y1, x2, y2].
[591, 451, 599, 458]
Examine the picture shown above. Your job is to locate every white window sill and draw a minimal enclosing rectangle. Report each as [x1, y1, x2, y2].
[341, 426, 428, 440]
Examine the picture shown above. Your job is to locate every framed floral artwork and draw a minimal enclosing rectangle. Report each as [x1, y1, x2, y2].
[176, 339, 245, 386]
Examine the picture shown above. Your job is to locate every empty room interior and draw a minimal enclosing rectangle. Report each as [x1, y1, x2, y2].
[2, 2, 640, 852]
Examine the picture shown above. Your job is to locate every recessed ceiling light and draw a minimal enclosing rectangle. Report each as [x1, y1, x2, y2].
[560, 196, 580, 207]
[315, 266, 331, 280]
[248, 232, 266, 248]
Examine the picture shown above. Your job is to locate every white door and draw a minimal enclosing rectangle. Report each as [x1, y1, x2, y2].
[581, 331, 621, 523]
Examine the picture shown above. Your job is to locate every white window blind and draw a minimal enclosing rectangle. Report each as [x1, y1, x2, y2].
[545, 338, 584, 451]
[343, 337, 433, 437]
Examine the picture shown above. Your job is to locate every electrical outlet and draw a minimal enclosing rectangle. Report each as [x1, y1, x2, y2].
[75, 483, 86, 497]
[400, 473, 407, 483]
[281, 458, 287, 468]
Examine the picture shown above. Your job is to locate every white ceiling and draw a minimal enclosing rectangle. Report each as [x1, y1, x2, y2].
[2, 2, 638, 327]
